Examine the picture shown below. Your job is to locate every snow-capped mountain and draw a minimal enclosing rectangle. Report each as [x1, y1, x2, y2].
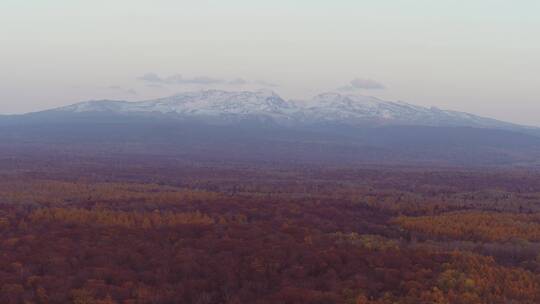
[4, 89, 540, 166]
[56, 90, 296, 123]
[50, 89, 523, 130]
[294, 93, 519, 129]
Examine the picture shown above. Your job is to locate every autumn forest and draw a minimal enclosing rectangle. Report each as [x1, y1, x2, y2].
[2, 153, 540, 304]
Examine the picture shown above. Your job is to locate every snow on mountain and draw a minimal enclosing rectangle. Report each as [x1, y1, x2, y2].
[51, 90, 522, 129]
[295, 93, 519, 129]
[56, 89, 296, 123]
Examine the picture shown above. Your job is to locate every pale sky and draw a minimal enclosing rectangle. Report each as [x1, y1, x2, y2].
[1, 0, 539, 125]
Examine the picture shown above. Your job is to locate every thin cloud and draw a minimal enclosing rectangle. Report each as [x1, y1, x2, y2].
[171, 75, 224, 85]
[338, 78, 386, 91]
[137, 73, 164, 83]
[137, 73, 279, 88]
[228, 78, 248, 85]
[146, 83, 166, 89]
[254, 80, 279, 88]
[137, 73, 224, 85]
[105, 86, 137, 95]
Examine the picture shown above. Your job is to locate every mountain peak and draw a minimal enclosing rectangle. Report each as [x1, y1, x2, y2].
[45, 90, 526, 130]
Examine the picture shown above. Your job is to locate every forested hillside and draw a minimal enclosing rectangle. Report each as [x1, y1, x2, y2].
[1, 156, 540, 303]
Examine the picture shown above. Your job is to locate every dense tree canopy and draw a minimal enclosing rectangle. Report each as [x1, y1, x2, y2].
[1, 162, 540, 303]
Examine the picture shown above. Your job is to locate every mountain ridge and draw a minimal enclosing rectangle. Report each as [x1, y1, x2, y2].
[37, 89, 531, 131]
[3, 89, 539, 167]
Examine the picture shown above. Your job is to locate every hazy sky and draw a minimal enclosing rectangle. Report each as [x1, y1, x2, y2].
[1, 0, 539, 125]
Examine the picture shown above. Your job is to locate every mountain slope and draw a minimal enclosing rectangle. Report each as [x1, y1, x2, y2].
[43, 90, 529, 131]
[52, 90, 297, 124]
[295, 93, 521, 129]
[2, 90, 539, 167]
